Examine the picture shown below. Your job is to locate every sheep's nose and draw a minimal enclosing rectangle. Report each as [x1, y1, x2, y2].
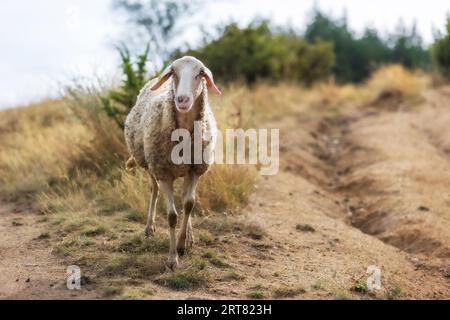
[177, 96, 190, 104]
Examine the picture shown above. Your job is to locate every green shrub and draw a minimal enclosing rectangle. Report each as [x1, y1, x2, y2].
[178, 21, 334, 85]
[353, 280, 369, 294]
[101, 45, 153, 129]
[431, 19, 450, 79]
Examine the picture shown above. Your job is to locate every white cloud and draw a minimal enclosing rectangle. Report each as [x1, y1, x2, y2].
[0, 0, 122, 107]
[0, 0, 449, 108]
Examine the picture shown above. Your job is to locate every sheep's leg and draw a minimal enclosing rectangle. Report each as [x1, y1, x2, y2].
[144, 174, 159, 237]
[186, 215, 194, 247]
[159, 179, 179, 270]
[177, 172, 199, 256]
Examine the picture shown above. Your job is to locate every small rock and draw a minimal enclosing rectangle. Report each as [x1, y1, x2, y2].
[25, 278, 30, 283]
[417, 206, 430, 212]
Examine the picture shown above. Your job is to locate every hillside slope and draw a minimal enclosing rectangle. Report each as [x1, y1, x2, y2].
[0, 77, 449, 299]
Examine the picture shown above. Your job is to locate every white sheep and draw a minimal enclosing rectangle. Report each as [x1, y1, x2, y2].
[124, 56, 221, 269]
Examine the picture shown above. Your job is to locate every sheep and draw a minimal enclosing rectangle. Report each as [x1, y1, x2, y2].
[124, 56, 221, 269]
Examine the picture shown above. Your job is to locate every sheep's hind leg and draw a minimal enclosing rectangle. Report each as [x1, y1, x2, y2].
[144, 174, 158, 237]
[186, 216, 194, 248]
[177, 172, 199, 256]
[159, 179, 178, 270]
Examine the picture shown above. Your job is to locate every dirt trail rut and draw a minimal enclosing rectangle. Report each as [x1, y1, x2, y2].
[327, 91, 450, 272]
[1, 89, 450, 299]
[229, 90, 450, 299]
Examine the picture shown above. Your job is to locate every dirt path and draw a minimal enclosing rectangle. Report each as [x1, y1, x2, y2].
[174, 88, 449, 299]
[223, 90, 450, 299]
[1, 88, 449, 299]
[0, 201, 99, 299]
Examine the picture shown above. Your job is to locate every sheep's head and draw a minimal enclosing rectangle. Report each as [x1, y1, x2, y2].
[150, 56, 221, 113]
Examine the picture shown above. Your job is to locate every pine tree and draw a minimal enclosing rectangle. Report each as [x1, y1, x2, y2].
[432, 18, 450, 79]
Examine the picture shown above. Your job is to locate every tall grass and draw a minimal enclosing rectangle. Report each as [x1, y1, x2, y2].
[6, 84, 262, 295]
[0, 64, 429, 296]
[0, 64, 426, 202]
[366, 64, 429, 99]
[0, 100, 88, 198]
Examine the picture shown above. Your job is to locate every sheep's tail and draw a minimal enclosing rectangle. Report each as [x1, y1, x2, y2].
[125, 156, 137, 172]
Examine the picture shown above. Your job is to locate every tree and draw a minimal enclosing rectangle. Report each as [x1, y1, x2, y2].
[305, 10, 359, 82]
[358, 28, 391, 77]
[390, 21, 430, 69]
[304, 9, 430, 83]
[176, 21, 335, 85]
[431, 18, 450, 79]
[113, 0, 201, 60]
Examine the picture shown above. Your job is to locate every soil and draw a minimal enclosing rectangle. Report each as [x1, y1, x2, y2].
[1, 88, 449, 299]
[0, 201, 98, 299]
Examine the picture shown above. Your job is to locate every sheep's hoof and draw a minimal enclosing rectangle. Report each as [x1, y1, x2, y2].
[166, 256, 178, 270]
[144, 225, 156, 238]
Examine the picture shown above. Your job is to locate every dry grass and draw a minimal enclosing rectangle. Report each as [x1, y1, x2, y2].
[272, 286, 306, 298]
[0, 64, 425, 200]
[366, 64, 429, 99]
[0, 65, 430, 296]
[0, 100, 88, 198]
[211, 82, 306, 128]
[0, 80, 267, 295]
[300, 64, 429, 113]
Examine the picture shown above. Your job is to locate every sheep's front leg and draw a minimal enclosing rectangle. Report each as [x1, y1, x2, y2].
[177, 172, 199, 256]
[144, 174, 159, 237]
[159, 179, 178, 269]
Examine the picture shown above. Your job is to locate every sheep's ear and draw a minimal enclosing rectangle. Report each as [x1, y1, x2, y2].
[202, 67, 221, 95]
[151, 65, 173, 91]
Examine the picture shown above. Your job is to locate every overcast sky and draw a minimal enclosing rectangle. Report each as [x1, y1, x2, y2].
[1, 0, 449, 108]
